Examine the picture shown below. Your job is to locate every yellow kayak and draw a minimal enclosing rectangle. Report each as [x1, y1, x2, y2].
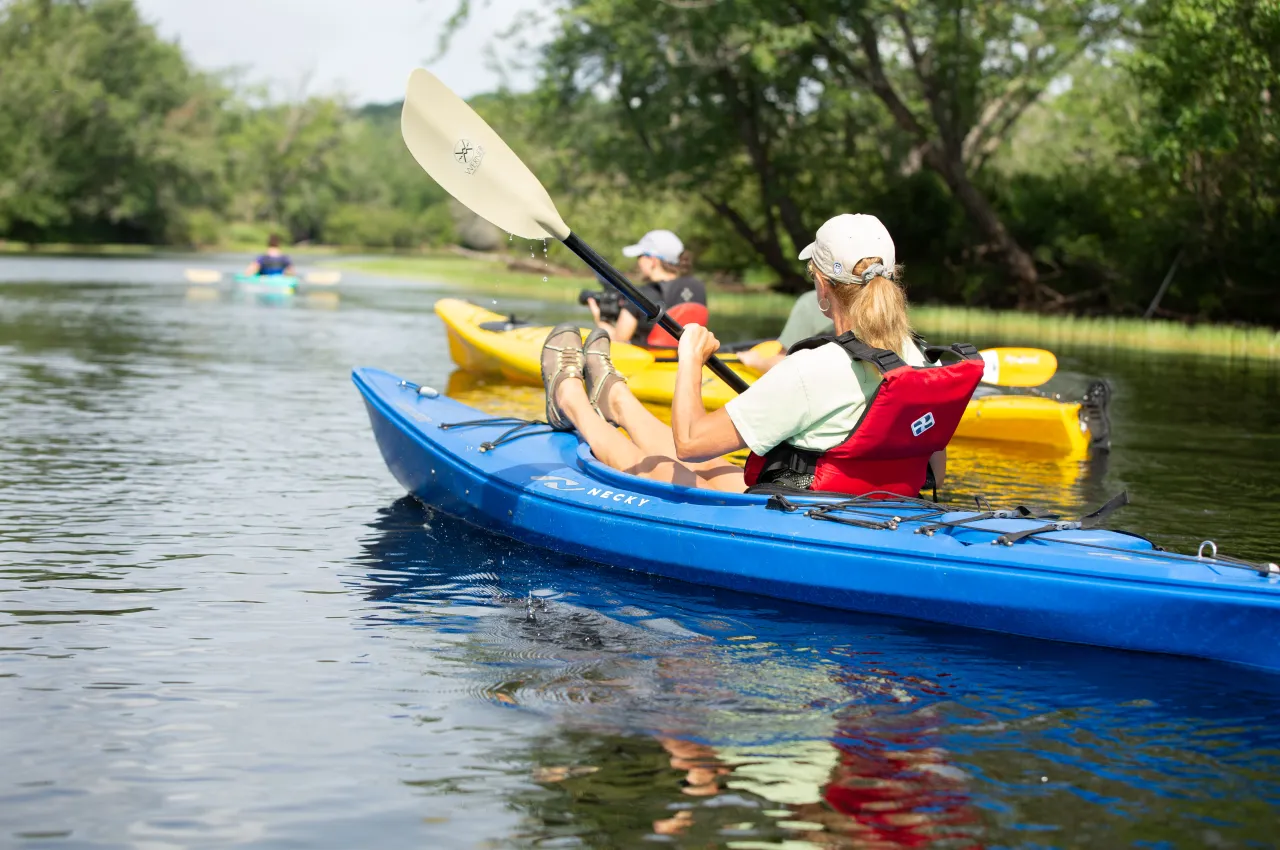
[436, 298, 1095, 457]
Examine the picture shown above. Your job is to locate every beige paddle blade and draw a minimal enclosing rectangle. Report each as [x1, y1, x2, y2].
[184, 269, 222, 284]
[979, 347, 1058, 387]
[303, 270, 342, 285]
[401, 69, 570, 241]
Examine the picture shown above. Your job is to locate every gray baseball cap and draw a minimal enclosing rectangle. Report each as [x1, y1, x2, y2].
[622, 229, 684, 264]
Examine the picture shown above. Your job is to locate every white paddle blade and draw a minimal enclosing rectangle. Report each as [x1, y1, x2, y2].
[303, 270, 342, 285]
[401, 69, 570, 241]
[184, 269, 222, 284]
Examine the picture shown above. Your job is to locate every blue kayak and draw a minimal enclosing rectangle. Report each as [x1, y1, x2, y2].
[353, 367, 1280, 672]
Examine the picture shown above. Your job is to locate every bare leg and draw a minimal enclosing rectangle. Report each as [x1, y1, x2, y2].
[555, 379, 744, 492]
[600, 381, 745, 488]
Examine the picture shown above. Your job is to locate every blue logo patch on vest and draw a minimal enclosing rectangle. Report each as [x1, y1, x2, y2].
[911, 412, 935, 437]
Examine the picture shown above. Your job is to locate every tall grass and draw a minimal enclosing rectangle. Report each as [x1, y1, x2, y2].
[912, 305, 1280, 362]
[344, 255, 564, 293]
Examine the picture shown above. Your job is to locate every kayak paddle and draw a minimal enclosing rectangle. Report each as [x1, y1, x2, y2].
[184, 269, 222, 284]
[979, 347, 1058, 387]
[399, 68, 750, 394]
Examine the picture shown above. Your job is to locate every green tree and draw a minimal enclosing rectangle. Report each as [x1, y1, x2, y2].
[0, 0, 226, 244]
[218, 94, 356, 242]
[1128, 0, 1280, 320]
[523, 0, 1130, 302]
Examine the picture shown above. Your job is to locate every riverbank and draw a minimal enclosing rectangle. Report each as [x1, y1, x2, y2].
[2, 246, 1274, 361]
[341, 255, 1280, 362]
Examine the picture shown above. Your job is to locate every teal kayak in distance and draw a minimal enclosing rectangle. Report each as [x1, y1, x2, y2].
[233, 273, 299, 291]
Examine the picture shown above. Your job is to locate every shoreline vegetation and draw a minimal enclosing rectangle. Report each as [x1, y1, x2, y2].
[3, 0, 1276, 334]
[1, 241, 1274, 360]
[339, 254, 1280, 363]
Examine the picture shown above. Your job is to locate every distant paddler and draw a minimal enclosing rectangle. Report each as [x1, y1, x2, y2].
[245, 234, 295, 278]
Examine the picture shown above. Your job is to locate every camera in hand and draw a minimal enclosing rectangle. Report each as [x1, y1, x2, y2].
[577, 287, 622, 322]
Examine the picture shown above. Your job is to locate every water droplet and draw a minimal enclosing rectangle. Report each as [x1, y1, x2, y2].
[542, 276, 548, 282]
[508, 233, 513, 242]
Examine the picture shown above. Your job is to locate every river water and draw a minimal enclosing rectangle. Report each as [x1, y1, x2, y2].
[1, 256, 1278, 849]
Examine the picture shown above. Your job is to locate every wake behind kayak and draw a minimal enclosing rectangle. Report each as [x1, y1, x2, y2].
[353, 367, 1280, 673]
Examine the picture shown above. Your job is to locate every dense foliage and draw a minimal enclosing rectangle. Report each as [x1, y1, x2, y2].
[0, 0, 456, 249]
[1, 0, 1276, 323]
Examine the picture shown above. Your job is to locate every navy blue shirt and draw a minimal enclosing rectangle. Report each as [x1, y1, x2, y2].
[256, 254, 291, 275]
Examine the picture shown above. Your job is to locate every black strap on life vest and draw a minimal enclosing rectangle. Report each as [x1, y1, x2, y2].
[786, 332, 907, 374]
[788, 333, 981, 371]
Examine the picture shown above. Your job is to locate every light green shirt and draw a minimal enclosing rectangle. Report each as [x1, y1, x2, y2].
[777, 291, 835, 349]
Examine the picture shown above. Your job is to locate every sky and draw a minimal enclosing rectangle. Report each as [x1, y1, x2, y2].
[135, 0, 553, 104]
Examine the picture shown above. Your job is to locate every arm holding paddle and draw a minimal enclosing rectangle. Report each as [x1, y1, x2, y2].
[670, 325, 747, 463]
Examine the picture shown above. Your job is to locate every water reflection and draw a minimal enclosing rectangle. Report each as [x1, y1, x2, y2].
[183, 283, 341, 309]
[357, 498, 1280, 848]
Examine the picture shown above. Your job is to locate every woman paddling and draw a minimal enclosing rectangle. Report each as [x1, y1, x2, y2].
[539, 213, 985, 497]
[245, 234, 294, 277]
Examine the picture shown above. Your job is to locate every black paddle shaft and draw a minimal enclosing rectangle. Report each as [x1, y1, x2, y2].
[562, 233, 750, 394]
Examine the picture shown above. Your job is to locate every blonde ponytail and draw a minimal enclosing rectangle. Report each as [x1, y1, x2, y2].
[818, 257, 912, 352]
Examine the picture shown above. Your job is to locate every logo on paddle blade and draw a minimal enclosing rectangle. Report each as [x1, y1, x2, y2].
[910, 412, 935, 437]
[454, 138, 485, 175]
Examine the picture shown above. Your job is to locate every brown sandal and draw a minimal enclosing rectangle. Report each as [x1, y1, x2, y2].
[540, 323, 585, 431]
[583, 328, 627, 424]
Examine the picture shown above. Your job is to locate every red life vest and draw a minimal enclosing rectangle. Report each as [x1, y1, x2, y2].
[742, 334, 985, 498]
[646, 301, 710, 348]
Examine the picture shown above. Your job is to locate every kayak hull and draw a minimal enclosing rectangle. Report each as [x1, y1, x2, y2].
[234, 273, 299, 292]
[355, 366, 1280, 672]
[436, 298, 1092, 456]
[956, 394, 1088, 455]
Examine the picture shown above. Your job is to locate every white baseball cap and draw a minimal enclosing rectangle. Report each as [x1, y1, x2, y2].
[622, 229, 684, 264]
[798, 214, 895, 284]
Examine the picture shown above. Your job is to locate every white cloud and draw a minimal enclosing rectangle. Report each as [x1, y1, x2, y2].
[136, 0, 553, 103]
